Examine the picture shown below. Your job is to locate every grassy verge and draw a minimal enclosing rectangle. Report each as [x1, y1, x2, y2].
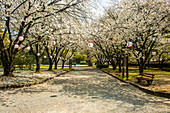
[101, 67, 170, 81]
[0, 65, 72, 73]
[100, 66, 170, 93]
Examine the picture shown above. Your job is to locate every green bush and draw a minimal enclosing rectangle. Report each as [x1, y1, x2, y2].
[72, 62, 76, 65]
[97, 64, 109, 69]
[80, 61, 87, 64]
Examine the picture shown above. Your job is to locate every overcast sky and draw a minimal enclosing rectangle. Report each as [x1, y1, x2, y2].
[90, 0, 113, 18]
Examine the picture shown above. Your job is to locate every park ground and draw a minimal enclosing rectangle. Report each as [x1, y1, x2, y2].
[101, 66, 170, 94]
[0, 66, 170, 113]
[0, 65, 170, 94]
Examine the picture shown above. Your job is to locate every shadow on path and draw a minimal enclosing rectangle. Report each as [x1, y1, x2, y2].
[49, 67, 170, 106]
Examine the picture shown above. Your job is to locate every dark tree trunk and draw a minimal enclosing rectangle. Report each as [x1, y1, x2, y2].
[107, 61, 109, 66]
[88, 59, 93, 66]
[35, 56, 40, 72]
[1, 55, 15, 76]
[139, 58, 144, 74]
[119, 61, 121, 72]
[69, 59, 72, 69]
[3, 64, 14, 76]
[158, 52, 164, 69]
[122, 57, 125, 78]
[54, 60, 57, 69]
[122, 66, 125, 78]
[118, 59, 121, 72]
[159, 59, 161, 69]
[48, 64, 53, 71]
[54, 59, 60, 69]
[139, 64, 144, 74]
[147, 59, 150, 68]
[62, 60, 65, 69]
[126, 55, 129, 79]
[110, 60, 116, 70]
[160, 60, 165, 69]
[48, 57, 53, 71]
[144, 64, 147, 69]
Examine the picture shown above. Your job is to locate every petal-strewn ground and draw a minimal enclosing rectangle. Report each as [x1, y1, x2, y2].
[0, 67, 169, 113]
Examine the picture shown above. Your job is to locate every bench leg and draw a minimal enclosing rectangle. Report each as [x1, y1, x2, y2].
[147, 80, 153, 85]
[137, 78, 141, 83]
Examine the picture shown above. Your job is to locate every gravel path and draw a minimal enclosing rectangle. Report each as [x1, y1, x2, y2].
[0, 67, 169, 113]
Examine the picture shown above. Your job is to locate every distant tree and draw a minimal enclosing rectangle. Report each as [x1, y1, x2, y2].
[14, 51, 35, 70]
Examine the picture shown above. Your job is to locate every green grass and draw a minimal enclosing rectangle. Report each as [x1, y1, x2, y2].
[102, 66, 170, 81]
[0, 65, 72, 73]
[39, 65, 72, 69]
[75, 64, 89, 67]
[147, 71, 170, 75]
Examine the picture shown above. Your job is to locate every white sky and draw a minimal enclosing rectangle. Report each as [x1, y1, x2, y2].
[90, 0, 114, 18]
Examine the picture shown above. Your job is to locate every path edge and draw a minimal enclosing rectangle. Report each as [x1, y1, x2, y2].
[0, 69, 73, 90]
[100, 69, 170, 99]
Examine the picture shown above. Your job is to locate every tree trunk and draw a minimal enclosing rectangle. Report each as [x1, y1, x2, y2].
[144, 64, 147, 69]
[88, 59, 93, 66]
[69, 59, 72, 69]
[110, 60, 116, 70]
[3, 64, 14, 76]
[48, 64, 53, 71]
[147, 59, 150, 68]
[160, 60, 165, 69]
[159, 59, 161, 69]
[122, 57, 125, 77]
[126, 55, 129, 79]
[139, 64, 144, 74]
[54, 60, 57, 69]
[1, 57, 15, 76]
[118, 59, 121, 72]
[62, 60, 65, 69]
[36, 56, 40, 72]
[139, 58, 144, 74]
[122, 65, 125, 78]
[54, 59, 60, 69]
[48, 58, 53, 71]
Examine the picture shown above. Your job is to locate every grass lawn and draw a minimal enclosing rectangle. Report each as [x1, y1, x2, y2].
[101, 66, 170, 81]
[75, 65, 89, 67]
[0, 65, 72, 73]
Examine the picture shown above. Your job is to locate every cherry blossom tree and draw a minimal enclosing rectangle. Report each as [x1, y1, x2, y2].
[86, 19, 122, 70]
[123, 0, 169, 73]
[0, 0, 88, 76]
[96, 0, 169, 73]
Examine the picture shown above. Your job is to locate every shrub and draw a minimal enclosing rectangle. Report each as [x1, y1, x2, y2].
[80, 61, 87, 64]
[97, 64, 109, 69]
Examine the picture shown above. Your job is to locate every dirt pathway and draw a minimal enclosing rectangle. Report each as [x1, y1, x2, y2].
[0, 67, 169, 113]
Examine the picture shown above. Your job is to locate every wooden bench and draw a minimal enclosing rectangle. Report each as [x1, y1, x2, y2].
[136, 73, 155, 85]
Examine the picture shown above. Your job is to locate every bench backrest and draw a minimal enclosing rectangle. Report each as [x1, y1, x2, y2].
[140, 73, 155, 79]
